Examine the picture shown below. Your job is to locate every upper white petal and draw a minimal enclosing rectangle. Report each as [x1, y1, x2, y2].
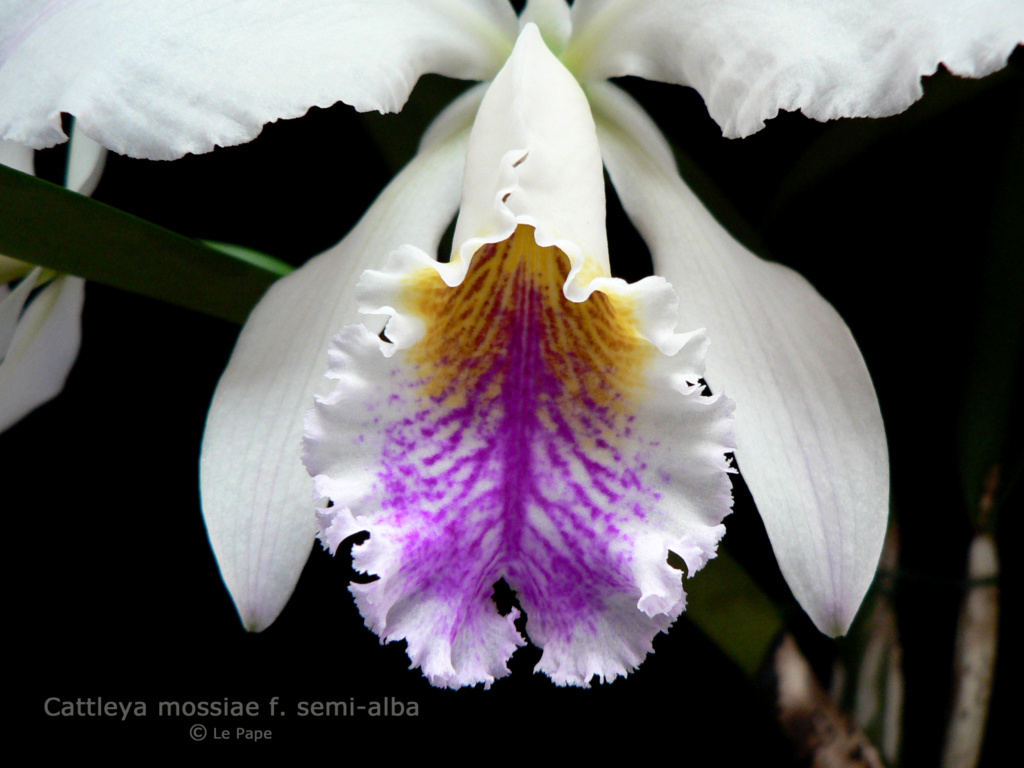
[198, 88, 482, 631]
[0, 0, 517, 158]
[0, 275, 85, 432]
[591, 82, 888, 636]
[568, 0, 1023, 137]
[451, 23, 610, 296]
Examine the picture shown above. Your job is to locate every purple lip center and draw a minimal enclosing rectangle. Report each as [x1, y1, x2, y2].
[377, 226, 659, 643]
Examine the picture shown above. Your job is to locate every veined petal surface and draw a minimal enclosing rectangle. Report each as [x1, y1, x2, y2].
[567, 0, 1023, 137]
[0, 0, 517, 158]
[305, 225, 734, 688]
[305, 25, 734, 688]
[199, 89, 482, 631]
[591, 83, 888, 636]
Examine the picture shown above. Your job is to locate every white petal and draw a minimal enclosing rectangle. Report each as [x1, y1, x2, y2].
[66, 122, 107, 197]
[0, 137, 33, 174]
[591, 83, 888, 636]
[451, 23, 610, 295]
[0, 266, 40, 358]
[199, 88, 482, 631]
[0, 275, 84, 432]
[0, 0, 517, 158]
[567, 0, 1023, 137]
[520, 0, 572, 55]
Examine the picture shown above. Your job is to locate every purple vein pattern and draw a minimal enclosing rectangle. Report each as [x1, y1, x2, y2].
[304, 225, 735, 688]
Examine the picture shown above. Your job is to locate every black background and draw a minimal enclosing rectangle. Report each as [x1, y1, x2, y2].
[9, 45, 1021, 762]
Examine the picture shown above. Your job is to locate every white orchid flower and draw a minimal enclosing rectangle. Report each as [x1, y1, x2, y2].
[1, 0, 1019, 682]
[0, 127, 105, 432]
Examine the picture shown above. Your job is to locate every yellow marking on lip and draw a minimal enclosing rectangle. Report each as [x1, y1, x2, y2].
[402, 225, 655, 427]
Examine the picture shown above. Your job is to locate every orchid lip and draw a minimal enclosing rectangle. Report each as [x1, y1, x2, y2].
[305, 222, 735, 688]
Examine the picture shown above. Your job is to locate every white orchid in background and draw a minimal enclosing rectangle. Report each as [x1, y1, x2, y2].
[1, 0, 1019, 685]
[0, 127, 105, 432]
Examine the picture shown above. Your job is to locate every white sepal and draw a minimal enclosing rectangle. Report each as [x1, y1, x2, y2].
[592, 82, 888, 636]
[199, 94, 479, 631]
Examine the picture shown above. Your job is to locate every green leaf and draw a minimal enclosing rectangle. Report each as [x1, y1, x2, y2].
[202, 241, 293, 278]
[681, 549, 784, 679]
[1, 163, 292, 324]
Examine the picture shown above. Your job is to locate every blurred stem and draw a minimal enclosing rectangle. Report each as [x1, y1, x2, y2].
[685, 549, 890, 764]
[774, 634, 886, 767]
[838, 524, 904, 765]
[941, 525, 1000, 768]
